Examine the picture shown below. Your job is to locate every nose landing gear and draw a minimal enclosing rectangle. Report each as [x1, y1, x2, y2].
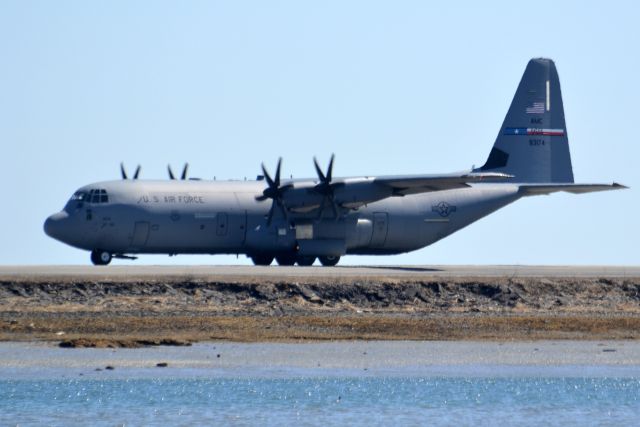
[90, 250, 112, 266]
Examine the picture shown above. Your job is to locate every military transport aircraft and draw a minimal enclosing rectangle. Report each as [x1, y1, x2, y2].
[44, 58, 626, 266]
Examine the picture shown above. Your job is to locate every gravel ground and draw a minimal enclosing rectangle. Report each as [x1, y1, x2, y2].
[1, 268, 639, 344]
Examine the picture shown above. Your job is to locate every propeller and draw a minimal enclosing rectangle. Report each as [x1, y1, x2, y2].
[255, 158, 291, 225]
[313, 154, 341, 219]
[120, 163, 141, 180]
[168, 163, 189, 180]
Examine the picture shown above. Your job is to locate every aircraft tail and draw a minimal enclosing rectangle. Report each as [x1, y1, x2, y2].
[475, 58, 574, 183]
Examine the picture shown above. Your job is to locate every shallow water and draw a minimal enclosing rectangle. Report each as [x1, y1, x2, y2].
[1, 376, 639, 426]
[1, 342, 640, 426]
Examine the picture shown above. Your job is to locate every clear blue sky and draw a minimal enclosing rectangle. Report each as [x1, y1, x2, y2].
[1, 1, 637, 266]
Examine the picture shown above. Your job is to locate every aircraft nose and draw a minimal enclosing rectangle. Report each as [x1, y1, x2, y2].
[44, 211, 69, 240]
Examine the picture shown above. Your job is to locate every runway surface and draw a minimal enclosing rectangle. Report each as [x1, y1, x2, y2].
[1, 264, 639, 280]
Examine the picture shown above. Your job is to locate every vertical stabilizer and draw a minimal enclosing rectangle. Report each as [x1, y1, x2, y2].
[476, 58, 574, 183]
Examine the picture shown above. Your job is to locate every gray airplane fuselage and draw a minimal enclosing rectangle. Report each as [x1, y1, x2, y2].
[45, 179, 520, 257]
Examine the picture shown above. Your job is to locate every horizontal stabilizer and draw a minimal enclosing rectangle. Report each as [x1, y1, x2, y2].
[519, 183, 628, 196]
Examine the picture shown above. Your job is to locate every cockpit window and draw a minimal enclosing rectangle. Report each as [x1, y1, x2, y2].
[70, 189, 109, 204]
[70, 191, 88, 201]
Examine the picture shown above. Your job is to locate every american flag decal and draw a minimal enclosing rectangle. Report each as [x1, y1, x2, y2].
[526, 101, 545, 114]
[504, 128, 565, 136]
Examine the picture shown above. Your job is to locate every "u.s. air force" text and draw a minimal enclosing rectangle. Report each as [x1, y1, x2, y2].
[137, 194, 205, 204]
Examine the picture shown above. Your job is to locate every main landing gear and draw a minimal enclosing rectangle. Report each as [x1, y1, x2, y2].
[275, 253, 297, 266]
[249, 253, 340, 266]
[296, 255, 316, 266]
[90, 249, 112, 266]
[250, 254, 274, 266]
[318, 255, 340, 266]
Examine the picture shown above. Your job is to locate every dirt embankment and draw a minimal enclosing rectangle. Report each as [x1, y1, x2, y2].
[1, 276, 639, 344]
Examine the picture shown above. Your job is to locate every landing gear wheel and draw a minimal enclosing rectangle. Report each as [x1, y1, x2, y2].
[250, 254, 274, 266]
[91, 250, 112, 266]
[319, 255, 340, 266]
[296, 255, 316, 266]
[275, 253, 297, 266]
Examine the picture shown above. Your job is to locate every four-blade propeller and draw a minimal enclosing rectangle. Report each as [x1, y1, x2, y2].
[120, 163, 141, 180]
[168, 163, 189, 180]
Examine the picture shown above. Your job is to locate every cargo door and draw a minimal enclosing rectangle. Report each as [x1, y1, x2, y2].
[130, 221, 150, 249]
[370, 212, 388, 247]
[211, 211, 247, 250]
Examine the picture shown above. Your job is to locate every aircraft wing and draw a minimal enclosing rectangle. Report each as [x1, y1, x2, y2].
[373, 171, 514, 195]
[518, 183, 628, 195]
[283, 171, 514, 213]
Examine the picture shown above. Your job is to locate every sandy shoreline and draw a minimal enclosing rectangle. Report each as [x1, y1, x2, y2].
[1, 340, 640, 383]
[1, 266, 639, 344]
[2, 341, 640, 371]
